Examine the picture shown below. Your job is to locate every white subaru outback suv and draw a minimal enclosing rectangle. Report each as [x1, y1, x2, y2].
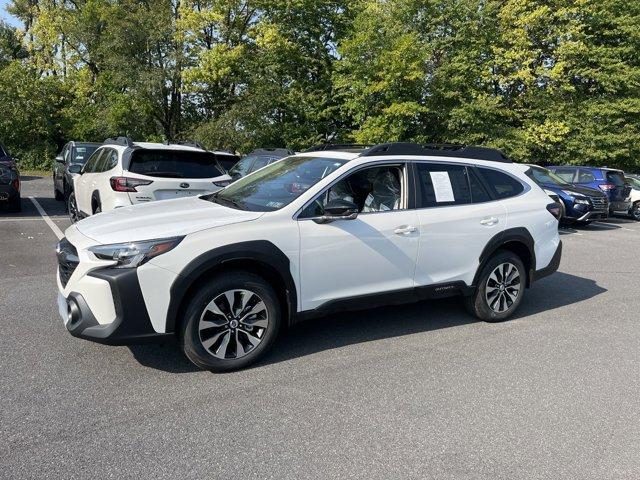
[56, 143, 562, 372]
[68, 137, 235, 222]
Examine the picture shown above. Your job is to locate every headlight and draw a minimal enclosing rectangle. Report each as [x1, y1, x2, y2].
[561, 190, 590, 205]
[88, 237, 184, 268]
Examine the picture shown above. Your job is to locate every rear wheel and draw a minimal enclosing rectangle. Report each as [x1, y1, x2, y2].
[68, 193, 79, 223]
[180, 271, 281, 372]
[465, 250, 525, 322]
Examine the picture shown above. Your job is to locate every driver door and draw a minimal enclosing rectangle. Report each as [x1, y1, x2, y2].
[297, 163, 420, 311]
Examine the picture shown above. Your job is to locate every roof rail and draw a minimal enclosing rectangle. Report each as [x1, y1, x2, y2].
[361, 142, 512, 163]
[305, 143, 372, 153]
[104, 136, 135, 148]
[249, 148, 295, 156]
[172, 140, 206, 150]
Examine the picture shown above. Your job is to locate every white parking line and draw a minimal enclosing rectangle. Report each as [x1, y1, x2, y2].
[29, 197, 64, 240]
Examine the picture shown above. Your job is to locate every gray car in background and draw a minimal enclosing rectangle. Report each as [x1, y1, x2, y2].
[53, 141, 101, 200]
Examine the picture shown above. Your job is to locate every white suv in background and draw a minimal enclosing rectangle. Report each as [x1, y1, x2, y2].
[56, 143, 562, 372]
[68, 137, 235, 221]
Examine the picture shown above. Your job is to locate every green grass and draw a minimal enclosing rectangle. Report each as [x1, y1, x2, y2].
[20, 169, 49, 177]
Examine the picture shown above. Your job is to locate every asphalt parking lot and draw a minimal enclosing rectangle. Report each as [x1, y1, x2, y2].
[2, 176, 640, 479]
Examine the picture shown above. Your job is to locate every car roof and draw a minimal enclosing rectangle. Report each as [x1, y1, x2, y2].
[71, 141, 102, 146]
[551, 165, 623, 173]
[102, 141, 235, 156]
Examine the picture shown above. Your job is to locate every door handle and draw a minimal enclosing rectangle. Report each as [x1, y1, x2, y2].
[480, 217, 499, 226]
[394, 225, 417, 235]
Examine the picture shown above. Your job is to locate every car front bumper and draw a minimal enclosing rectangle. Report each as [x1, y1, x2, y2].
[609, 201, 632, 213]
[58, 267, 173, 345]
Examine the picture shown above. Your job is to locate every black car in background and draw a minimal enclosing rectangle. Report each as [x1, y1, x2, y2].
[53, 141, 101, 200]
[0, 143, 16, 167]
[0, 161, 21, 212]
[228, 148, 295, 181]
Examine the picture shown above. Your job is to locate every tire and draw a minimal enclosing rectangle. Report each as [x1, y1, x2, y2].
[93, 203, 101, 214]
[464, 250, 526, 322]
[8, 195, 21, 212]
[68, 193, 79, 223]
[630, 202, 640, 221]
[180, 271, 282, 372]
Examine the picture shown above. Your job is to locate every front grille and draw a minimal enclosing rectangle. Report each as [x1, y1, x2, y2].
[588, 195, 608, 211]
[57, 237, 79, 288]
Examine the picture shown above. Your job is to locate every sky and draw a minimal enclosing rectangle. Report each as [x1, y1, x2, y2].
[0, 0, 20, 27]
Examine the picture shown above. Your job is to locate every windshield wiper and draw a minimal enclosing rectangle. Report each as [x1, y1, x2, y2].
[211, 193, 246, 210]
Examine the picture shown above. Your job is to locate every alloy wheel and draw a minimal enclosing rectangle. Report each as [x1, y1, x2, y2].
[485, 262, 521, 313]
[632, 204, 640, 221]
[198, 289, 269, 360]
[68, 194, 79, 223]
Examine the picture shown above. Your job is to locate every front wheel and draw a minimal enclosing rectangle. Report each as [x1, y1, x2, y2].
[630, 202, 640, 221]
[180, 271, 281, 372]
[465, 250, 526, 322]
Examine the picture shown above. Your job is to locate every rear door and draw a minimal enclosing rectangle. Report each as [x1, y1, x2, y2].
[125, 149, 226, 204]
[412, 163, 507, 287]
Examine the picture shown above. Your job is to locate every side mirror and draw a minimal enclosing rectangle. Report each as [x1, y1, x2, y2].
[314, 198, 359, 224]
[55, 155, 64, 164]
[68, 164, 82, 174]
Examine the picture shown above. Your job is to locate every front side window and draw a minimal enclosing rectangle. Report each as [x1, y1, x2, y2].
[301, 165, 403, 217]
[211, 155, 348, 212]
[479, 168, 524, 199]
[128, 150, 225, 178]
[415, 163, 471, 207]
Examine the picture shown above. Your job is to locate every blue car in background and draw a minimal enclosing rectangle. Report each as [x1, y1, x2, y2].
[520, 164, 609, 225]
[547, 165, 632, 216]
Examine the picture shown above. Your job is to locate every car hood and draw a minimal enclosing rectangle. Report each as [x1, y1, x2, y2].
[75, 196, 264, 244]
[540, 183, 604, 197]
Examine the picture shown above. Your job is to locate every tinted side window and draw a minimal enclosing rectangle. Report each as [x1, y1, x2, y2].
[478, 168, 524, 199]
[577, 169, 596, 183]
[415, 163, 471, 208]
[551, 168, 576, 183]
[94, 148, 112, 173]
[104, 149, 118, 171]
[83, 149, 103, 173]
[468, 168, 492, 203]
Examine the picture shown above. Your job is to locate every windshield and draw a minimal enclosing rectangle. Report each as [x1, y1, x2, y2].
[626, 177, 640, 189]
[211, 155, 348, 211]
[128, 150, 225, 178]
[73, 146, 98, 164]
[526, 166, 569, 186]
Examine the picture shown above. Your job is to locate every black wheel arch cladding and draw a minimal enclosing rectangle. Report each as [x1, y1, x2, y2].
[165, 240, 297, 333]
[474, 227, 536, 288]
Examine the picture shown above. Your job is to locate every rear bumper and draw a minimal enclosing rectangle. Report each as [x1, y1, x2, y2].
[532, 241, 562, 283]
[59, 268, 172, 345]
[0, 185, 19, 201]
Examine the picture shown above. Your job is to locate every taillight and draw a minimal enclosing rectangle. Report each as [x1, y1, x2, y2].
[110, 176, 153, 192]
[213, 180, 231, 188]
[11, 178, 19, 191]
[546, 202, 562, 221]
[599, 183, 616, 191]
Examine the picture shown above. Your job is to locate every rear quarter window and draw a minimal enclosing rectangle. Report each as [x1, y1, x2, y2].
[550, 168, 576, 183]
[128, 150, 225, 178]
[478, 168, 524, 199]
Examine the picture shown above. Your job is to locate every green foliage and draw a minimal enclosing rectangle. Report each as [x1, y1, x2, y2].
[1, 0, 640, 171]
